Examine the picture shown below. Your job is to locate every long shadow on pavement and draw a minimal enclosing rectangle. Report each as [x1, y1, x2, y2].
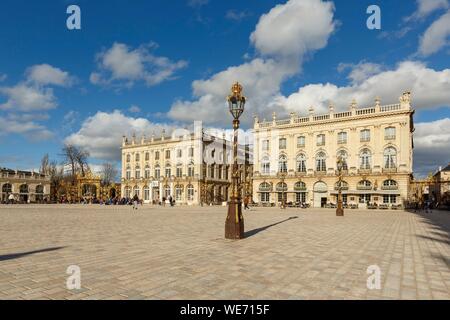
[245, 216, 298, 238]
[0, 246, 66, 262]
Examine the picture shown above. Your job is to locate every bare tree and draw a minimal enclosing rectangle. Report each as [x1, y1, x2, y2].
[48, 160, 64, 202]
[60, 144, 90, 179]
[100, 162, 118, 186]
[75, 149, 90, 177]
[39, 154, 50, 175]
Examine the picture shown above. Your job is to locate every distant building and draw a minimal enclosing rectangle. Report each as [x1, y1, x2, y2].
[0, 168, 50, 203]
[252, 92, 414, 208]
[121, 126, 252, 205]
[432, 164, 450, 208]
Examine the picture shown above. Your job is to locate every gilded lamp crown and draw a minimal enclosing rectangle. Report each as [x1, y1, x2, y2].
[231, 82, 243, 97]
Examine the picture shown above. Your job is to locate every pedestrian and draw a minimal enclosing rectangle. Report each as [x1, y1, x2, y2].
[133, 194, 139, 210]
[8, 193, 14, 204]
[244, 196, 250, 210]
[169, 195, 174, 207]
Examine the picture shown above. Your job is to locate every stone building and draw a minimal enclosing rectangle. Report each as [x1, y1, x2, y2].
[121, 125, 252, 205]
[0, 168, 50, 203]
[432, 164, 450, 208]
[252, 92, 414, 208]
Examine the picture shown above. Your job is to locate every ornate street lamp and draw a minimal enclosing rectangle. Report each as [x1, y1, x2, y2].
[336, 156, 344, 216]
[225, 82, 246, 239]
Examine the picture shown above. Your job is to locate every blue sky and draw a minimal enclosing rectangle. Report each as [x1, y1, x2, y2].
[0, 0, 449, 177]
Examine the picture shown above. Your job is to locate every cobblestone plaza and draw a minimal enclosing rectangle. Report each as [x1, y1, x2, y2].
[0, 205, 449, 300]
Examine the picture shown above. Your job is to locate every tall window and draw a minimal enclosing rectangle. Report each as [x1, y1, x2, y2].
[188, 163, 195, 177]
[144, 186, 150, 201]
[279, 138, 287, 150]
[296, 154, 306, 173]
[316, 152, 327, 172]
[385, 127, 396, 140]
[126, 154, 130, 163]
[188, 147, 194, 157]
[278, 155, 288, 173]
[384, 147, 397, 168]
[317, 134, 325, 146]
[261, 156, 270, 175]
[135, 166, 141, 179]
[337, 132, 347, 144]
[165, 164, 171, 177]
[144, 165, 150, 179]
[360, 149, 372, 169]
[135, 153, 140, 162]
[175, 185, 183, 201]
[360, 129, 370, 142]
[187, 185, 194, 201]
[177, 149, 182, 158]
[297, 136, 305, 148]
[154, 165, 160, 179]
[262, 140, 269, 151]
[124, 186, 131, 198]
[165, 150, 171, 159]
[145, 152, 150, 161]
[164, 185, 171, 198]
[133, 186, 140, 197]
[176, 165, 183, 177]
[126, 166, 131, 180]
[337, 150, 348, 170]
[155, 151, 160, 160]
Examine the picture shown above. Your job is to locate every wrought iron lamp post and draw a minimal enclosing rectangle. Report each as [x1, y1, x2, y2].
[336, 156, 344, 216]
[225, 82, 246, 239]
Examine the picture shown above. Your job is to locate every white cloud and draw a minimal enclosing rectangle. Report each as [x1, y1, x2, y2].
[65, 110, 174, 161]
[0, 116, 53, 141]
[414, 118, 450, 176]
[250, 0, 336, 59]
[128, 105, 141, 113]
[418, 10, 450, 56]
[337, 62, 384, 84]
[90, 42, 188, 88]
[168, 0, 337, 126]
[0, 83, 56, 111]
[275, 61, 450, 115]
[26, 64, 74, 87]
[407, 0, 449, 21]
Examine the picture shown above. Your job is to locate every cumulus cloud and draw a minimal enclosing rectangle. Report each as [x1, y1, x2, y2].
[407, 0, 449, 21]
[65, 110, 174, 161]
[0, 83, 57, 111]
[168, 0, 336, 126]
[274, 61, 450, 115]
[414, 118, 450, 177]
[418, 10, 450, 56]
[0, 116, 53, 141]
[90, 42, 188, 88]
[337, 62, 384, 84]
[26, 64, 74, 87]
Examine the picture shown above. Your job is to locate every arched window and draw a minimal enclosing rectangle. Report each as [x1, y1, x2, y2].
[175, 185, 183, 201]
[259, 182, 272, 192]
[126, 166, 131, 180]
[335, 180, 349, 190]
[357, 180, 372, 190]
[360, 149, 372, 169]
[261, 156, 270, 175]
[154, 165, 160, 179]
[187, 184, 194, 201]
[2, 183, 12, 193]
[35, 185, 44, 194]
[384, 147, 397, 168]
[126, 154, 130, 163]
[20, 184, 28, 194]
[296, 154, 306, 173]
[294, 181, 306, 191]
[337, 150, 348, 170]
[143, 186, 150, 201]
[276, 182, 288, 192]
[135, 166, 141, 179]
[144, 165, 151, 179]
[316, 152, 327, 172]
[133, 186, 140, 198]
[278, 155, 287, 173]
[382, 179, 398, 190]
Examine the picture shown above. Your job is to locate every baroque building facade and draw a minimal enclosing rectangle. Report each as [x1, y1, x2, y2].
[252, 92, 414, 208]
[121, 124, 252, 205]
[0, 168, 51, 203]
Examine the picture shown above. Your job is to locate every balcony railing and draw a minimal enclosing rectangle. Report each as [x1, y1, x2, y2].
[334, 186, 349, 191]
[357, 185, 372, 190]
[358, 168, 372, 174]
[382, 167, 397, 173]
[381, 185, 398, 190]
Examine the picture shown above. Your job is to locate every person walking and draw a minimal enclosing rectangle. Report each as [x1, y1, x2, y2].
[8, 193, 14, 204]
[132, 194, 139, 210]
[244, 196, 250, 210]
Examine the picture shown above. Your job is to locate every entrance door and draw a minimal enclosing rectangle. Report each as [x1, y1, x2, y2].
[321, 197, 327, 207]
[152, 187, 159, 203]
[313, 181, 328, 208]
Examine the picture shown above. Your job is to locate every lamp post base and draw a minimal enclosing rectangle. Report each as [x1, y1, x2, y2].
[225, 197, 245, 239]
[336, 207, 344, 216]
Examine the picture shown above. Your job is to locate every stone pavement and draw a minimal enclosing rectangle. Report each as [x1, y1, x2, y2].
[0, 204, 449, 300]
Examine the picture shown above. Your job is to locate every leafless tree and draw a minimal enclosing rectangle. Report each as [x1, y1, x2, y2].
[60, 144, 90, 179]
[100, 162, 118, 186]
[39, 154, 50, 175]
